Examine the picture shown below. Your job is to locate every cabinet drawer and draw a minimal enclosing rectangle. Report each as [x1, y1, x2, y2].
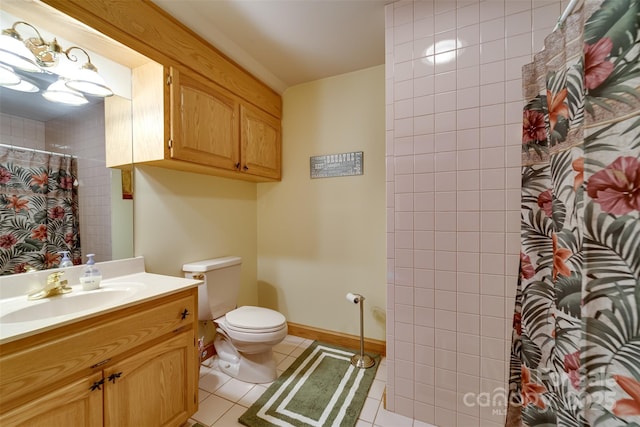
[0, 289, 196, 409]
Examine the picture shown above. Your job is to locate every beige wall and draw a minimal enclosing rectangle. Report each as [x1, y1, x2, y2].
[257, 65, 387, 341]
[133, 165, 259, 307]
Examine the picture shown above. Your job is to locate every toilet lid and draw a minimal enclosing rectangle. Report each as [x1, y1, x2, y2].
[226, 306, 286, 331]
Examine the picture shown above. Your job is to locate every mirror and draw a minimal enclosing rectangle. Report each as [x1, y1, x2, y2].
[0, 0, 147, 273]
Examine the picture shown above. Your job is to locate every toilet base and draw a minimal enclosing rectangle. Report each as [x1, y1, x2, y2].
[214, 334, 278, 384]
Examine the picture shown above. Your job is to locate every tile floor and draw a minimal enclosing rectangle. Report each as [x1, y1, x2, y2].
[183, 334, 436, 427]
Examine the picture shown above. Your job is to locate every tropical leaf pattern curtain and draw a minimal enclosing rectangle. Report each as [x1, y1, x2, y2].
[0, 147, 81, 274]
[507, 0, 640, 426]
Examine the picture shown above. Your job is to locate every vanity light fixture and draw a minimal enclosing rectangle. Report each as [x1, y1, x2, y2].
[0, 64, 20, 86]
[0, 64, 38, 92]
[64, 47, 113, 97]
[42, 79, 88, 105]
[0, 20, 113, 100]
[4, 76, 39, 93]
[0, 22, 41, 73]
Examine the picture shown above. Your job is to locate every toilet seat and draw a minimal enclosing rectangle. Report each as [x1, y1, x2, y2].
[223, 306, 286, 333]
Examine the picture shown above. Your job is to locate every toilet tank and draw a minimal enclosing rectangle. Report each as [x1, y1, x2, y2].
[183, 256, 242, 320]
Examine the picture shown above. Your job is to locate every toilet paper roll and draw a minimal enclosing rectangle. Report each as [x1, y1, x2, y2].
[346, 292, 360, 304]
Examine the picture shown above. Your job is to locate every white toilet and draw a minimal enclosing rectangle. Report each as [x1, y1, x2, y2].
[182, 256, 287, 383]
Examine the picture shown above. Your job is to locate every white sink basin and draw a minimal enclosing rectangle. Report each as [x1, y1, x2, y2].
[0, 283, 144, 324]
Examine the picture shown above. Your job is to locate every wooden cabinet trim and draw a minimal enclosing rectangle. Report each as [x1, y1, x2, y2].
[41, 0, 282, 119]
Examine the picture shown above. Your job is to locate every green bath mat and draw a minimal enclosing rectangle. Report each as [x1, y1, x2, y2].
[239, 341, 380, 427]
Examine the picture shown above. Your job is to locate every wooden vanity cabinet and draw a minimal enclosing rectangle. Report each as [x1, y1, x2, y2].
[0, 288, 198, 426]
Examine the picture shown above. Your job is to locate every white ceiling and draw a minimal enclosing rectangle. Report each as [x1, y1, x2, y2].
[151, 0, 388, 93]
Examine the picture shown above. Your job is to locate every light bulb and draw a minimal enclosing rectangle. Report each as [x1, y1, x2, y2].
[42, 79, 88, 105]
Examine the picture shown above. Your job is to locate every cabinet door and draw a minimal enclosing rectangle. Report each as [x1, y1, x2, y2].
[0, 372, 103, 426]
[104, 332, 197, 427]
[170, 67, 240, 171]
[240, 103, 281, 180]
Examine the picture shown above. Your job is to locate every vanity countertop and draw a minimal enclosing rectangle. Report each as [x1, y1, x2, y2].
[0, 258, 202, 345]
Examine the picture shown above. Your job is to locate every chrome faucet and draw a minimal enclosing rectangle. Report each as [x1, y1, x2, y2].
[28, 271, 72, 300]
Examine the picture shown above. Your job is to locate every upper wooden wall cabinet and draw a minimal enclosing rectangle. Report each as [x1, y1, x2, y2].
[44, 0, 282, 182]
[130, 63, 281, 181]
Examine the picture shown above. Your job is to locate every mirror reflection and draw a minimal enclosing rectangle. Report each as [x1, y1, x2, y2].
[0, 1, 140, 274]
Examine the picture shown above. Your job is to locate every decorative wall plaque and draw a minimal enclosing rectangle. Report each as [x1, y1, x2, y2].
[310, 151, 363, 179]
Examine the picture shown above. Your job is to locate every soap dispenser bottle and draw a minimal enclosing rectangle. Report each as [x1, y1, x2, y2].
[59, 251, 73, 268]
[80, 254, 102, 291]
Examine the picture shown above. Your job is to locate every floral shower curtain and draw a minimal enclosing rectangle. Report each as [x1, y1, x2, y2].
[0, 146, 81, 274]
[507, 0, 640, 426]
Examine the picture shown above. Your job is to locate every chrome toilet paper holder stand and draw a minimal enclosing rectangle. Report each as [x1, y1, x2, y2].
[346, 292, 375, 369]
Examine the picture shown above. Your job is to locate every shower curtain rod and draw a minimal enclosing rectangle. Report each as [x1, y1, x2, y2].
[0, 143, 76, 158]
[554, 0, 582, 31]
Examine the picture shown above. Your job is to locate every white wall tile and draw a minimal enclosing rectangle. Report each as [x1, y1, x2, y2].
[506, 32, 532, 59]
[414, 134, 435, 154]
[457, 107, 480, 130]
[458, 24, 480, 48]
[479, 1, 504, 22]
[480, 61, 506, 85]
[434, 10, 456, 34]
[434, 171, 456, 191]
[533, 2, 564, 31]
[435, 91, 457, 113]
[480, 82, 505, 106]
[396, 42, 415, 66]
[457, 231, 480, 252]
[480, 17, 505, 43]
[505, 10, 532, 37]
[457, 128, 480, 150]
[395, 22, 415, 45]
[457, 170, 480, 190]
[414, 0, 434, 20]
[457, 3, 480, 28]
[415, 17, 435, 40]
[457, 66, 480, 89]
[458, 294, 480, 315]
[457, 45, 480, 69]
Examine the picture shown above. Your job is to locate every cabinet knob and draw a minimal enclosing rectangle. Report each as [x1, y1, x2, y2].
[181, 309, 190, 320]
[234, 162, 240, 169]
[242, 165, 249, 171]
[108, 372, 122, 383]
[90, 378, 105, 391]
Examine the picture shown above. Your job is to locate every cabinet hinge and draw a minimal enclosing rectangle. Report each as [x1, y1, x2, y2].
[166, 75, 172, 85]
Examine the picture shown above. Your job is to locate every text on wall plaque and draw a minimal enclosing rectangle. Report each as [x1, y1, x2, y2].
[310, 151, 363, 179]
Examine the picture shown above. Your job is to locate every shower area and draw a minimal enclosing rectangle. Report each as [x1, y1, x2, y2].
[385, 0, 639, 426]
